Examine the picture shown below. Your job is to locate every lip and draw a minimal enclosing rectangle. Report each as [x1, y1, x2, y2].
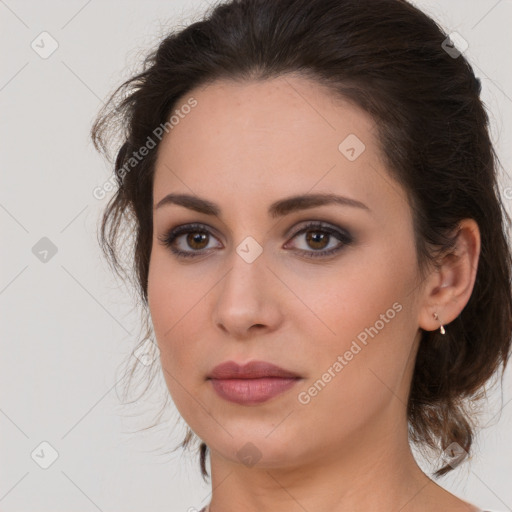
[208, 360, 301, 379]
[207, 360, 302, 405]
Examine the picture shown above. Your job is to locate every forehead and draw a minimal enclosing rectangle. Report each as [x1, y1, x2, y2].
[152, 75, 408, 221]
[165, 74, 377, 147]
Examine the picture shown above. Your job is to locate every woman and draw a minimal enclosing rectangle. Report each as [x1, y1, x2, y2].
[91, 0, 512, 510]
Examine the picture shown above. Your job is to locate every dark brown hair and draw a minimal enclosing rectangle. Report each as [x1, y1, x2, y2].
[91, 0, 512, 480]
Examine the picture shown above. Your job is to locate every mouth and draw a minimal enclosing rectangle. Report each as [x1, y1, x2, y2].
[208, 376, 301, 405]
[207, 360, 302, 405]
[207, 359, 301, 379]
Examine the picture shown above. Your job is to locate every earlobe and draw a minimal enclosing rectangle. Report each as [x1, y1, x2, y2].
[417, 218, 481, 334]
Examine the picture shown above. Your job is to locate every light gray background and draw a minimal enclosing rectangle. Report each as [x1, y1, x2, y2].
[1, 1, 511, 511]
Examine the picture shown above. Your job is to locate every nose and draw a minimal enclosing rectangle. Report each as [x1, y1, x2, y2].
[212, 248, 284, 340]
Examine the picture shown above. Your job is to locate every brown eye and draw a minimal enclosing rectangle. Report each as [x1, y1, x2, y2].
[158, 223, 222, 259]
[285, 221, 353, 259]
[186, 231, 209, 250]
[158, 221, 353, 260]
[305, 230, 330, 250]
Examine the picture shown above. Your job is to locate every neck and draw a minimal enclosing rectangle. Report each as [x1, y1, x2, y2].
[206, 405, 444, 512]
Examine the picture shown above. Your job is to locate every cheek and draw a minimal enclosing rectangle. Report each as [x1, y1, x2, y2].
[147, 267, 195, 416]
[147, 251, 210, 385]
[147, 255, 171, 337]
[292, 253, 414, 388]
[295, 302, 411, 437]
[286, 259, 401, 345]
[147, 254, 187, 364]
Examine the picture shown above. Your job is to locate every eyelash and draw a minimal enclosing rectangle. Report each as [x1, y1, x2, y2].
[157, 221, 353, 260]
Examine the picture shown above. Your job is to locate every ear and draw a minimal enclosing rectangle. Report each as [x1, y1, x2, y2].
[418, 218, 481, 332]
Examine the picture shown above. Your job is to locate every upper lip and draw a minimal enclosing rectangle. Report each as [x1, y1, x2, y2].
[208, 360, 301, 379]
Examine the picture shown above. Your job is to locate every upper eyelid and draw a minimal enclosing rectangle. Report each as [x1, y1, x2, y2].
[164, 220, 348, 245]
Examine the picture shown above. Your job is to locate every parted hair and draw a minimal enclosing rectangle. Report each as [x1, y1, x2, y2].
[91, 0, 512, 479]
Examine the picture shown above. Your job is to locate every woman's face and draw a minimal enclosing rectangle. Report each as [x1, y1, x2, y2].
[148, 75, 429, 470]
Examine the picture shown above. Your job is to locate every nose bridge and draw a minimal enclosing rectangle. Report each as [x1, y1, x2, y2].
[221, 241, 267, 306]
[222, 221, 268, 288]
[212, 240, 282, 335]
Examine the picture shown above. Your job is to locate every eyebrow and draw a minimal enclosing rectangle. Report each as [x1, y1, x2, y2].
[154, 192, 370, 218]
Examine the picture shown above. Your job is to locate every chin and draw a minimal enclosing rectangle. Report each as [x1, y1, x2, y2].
[209, 431, 309, 470]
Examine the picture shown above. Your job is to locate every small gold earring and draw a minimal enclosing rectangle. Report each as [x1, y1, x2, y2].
[433, 312, 446, 335]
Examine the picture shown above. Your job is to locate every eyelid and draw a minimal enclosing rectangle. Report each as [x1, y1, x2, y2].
[283, 221, 352, 251]
[157, 222, 224, 248]
[159, 219, 353, 259]
[161, 219, 347, 243]
[283, 219, 349, 239]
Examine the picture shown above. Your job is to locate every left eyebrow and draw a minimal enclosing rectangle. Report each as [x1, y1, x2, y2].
[153, 192, 370, 218]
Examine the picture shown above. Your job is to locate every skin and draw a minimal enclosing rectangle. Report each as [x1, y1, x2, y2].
[147, 74, 481, 512]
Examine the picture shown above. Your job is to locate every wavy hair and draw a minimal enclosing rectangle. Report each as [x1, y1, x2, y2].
[91, 0, 512, 480]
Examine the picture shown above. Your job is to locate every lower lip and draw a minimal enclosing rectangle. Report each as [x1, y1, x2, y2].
[209, 377, 300, 405]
